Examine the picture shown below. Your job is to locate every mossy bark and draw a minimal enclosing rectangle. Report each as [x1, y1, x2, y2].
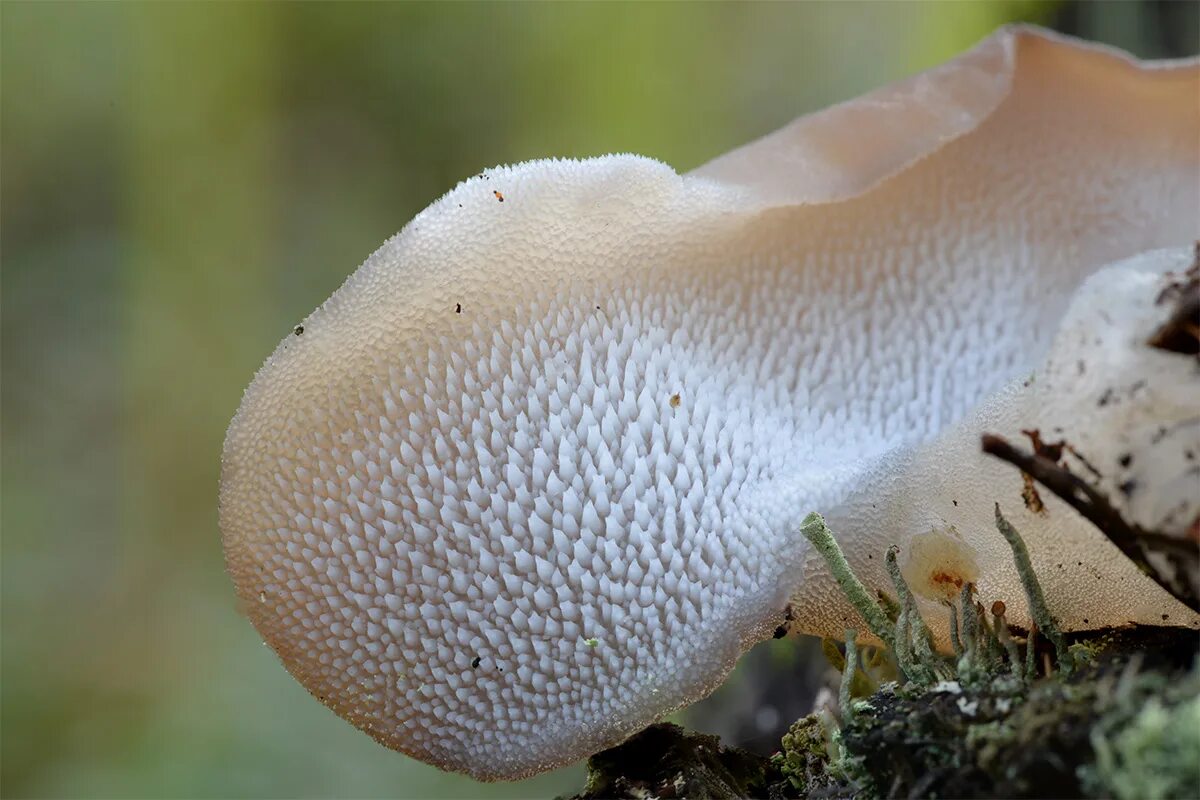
[561, 626, 1198, 800]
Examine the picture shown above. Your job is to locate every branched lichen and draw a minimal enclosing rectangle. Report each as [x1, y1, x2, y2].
[948, 600, 963, 658]
[800, 513, 896, 649]
[884, 545, 946, 683]
[991, 601, 1024, 682]
[840, 630, 859, 722]
[994, 503, 1074, 676]
[821, 638, 875, 699]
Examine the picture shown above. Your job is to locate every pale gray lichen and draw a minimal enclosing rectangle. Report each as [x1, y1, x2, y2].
[994, 503, 1075, 676]
[799, 513, 896, 649]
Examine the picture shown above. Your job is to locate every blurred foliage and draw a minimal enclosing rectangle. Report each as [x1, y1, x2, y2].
[1, 2, 1192, 798]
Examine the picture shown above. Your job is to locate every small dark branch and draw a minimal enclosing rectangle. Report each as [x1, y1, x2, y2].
[983, 434, 1147, 560]
[1147, 292, 1200, 356]
[981, 434, 1199, 613]
[1148, 241, 1200, 357]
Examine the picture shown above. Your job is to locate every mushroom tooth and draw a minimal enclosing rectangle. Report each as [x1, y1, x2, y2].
[221, 26, 1199, 780]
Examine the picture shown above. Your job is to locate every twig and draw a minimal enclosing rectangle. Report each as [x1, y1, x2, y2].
[981, 434, 1199, 612]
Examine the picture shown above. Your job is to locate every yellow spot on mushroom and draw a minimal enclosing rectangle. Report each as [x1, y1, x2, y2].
[900, 526, 980, 603]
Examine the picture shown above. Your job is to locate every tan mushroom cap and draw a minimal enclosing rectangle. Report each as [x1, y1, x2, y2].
[221, 26, 1199, 780]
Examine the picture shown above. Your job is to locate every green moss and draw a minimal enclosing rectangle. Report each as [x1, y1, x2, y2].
[774, 714, 832, 794]
[1081, 669, 1200, 800]
[566, 516, 1199, 800]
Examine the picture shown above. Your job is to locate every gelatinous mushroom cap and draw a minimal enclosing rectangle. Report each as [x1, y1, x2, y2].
[221, 26, 1199, 780]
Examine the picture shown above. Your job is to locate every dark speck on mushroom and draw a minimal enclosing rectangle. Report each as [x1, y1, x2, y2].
[493, 190, 505, 202]
[455, 303, 462, 314]
[293, 324, 304, 336]
[471, 656, 481, 669]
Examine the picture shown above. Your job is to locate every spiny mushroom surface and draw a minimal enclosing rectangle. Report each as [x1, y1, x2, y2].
[221, 26, 1200, 780]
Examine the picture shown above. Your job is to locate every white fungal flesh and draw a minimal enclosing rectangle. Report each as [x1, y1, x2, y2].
[221, 28, 1200, 780]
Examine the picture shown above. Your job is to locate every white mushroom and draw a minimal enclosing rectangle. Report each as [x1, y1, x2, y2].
[220, 26, 1199, 780]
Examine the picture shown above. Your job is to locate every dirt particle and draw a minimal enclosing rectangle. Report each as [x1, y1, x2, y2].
[1022, 472, 1046, 515]
[1118, 453, 1133, 468]
[493, 189, 505, 202]
[293, 324, 304, 336]
[455, 303, 462, 314]
[1148, 249, 1200, 355]
[471, 656, 481, 669]
[931, 570, 965, 591]
[669, 393, 681, 408]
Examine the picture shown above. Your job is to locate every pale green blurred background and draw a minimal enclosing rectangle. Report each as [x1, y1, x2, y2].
[3, 2, 1196, 798]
